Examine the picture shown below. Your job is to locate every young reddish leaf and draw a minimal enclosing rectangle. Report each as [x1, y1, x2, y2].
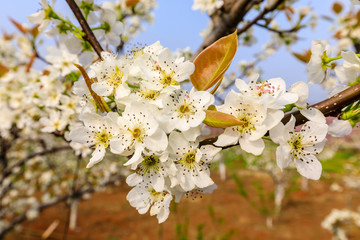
[74, 64, 110, 113]
[292, 49, 311, 63]
[190, 30, 237, 91]
[203, 110, 244, 128]
[126, 0, 140, 7]
[0, 62, 9, 77]
[9, 18, 27, 34]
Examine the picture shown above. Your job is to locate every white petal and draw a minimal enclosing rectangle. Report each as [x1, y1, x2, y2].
[91, 82, 113, 96]
[214, 128, 239, 147]
[276, 145, 291, 170]
[126, 173, 142, 187]
[144, 128, 168, 152]
[87, 145, 106, 168]
[300, 108, 326, 124]
[239, 138, 265, 155]
[294, 155, 322, 180]
[328, 119, 353, 137]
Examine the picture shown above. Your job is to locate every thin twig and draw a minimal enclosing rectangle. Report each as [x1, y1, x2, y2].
[65, 0, 104, 59]
[0, 146, 71, 183]
[0, 174, 124, 239]
[254, 22, 302, 34]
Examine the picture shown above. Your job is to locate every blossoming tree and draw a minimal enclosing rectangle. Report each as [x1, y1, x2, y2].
[1, 0, 360, 237]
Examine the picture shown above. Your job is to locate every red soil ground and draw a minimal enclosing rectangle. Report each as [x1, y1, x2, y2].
[5, 170, 360, 240]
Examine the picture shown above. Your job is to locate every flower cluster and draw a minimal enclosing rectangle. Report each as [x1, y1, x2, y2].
[70, 43, 220, 222]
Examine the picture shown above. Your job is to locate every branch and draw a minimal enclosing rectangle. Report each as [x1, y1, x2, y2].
[192, 0, 286, 60]
[282, 82, 360, 125]
[0, 146, 71, 183]
[254, 22, 302, 34]
[200, 82, 360, 147]
[192, 0, 262, 59]
[237, 0, 285, 34]
[65, 0, 104, 59]
[0, 174, 124, 239]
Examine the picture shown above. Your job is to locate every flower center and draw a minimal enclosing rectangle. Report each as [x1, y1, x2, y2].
[94, 129, 112, 148]
[237, 114, 256, 134]
[107, 66, 124, 88]
[137, 155, 160, 175]
[288, 134, 305, 158]
[149, 188, 165, 202]
[160, 71, 178, 88]
[177, 151, 197, 170]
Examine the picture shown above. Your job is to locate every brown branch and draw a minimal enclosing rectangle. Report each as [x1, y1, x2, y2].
[0, 174, 124, 239]
[0, 146, 71, 183]
[200, 82, 360, 147]
[192, 0, 286, 60]
[254, 22, 303, 34]
[192, 0, 262, 60]
[66, 0, 104, 59]
[282, 82, 360, 126]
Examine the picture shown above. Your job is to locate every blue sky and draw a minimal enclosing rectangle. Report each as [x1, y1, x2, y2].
[0, 0, 354, 103]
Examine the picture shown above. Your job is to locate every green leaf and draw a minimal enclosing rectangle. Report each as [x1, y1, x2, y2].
[203, 110, 244, 128]
[190, 30, 238, 91]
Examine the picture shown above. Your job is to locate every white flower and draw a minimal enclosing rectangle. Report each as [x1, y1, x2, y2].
[334, 51, 360, 84]
[192, 0, 224, 15]
[168, 132, 221, 191]
[39, 110, 68, 133]
[351, 0, 360, 5]
[288, 81, 309, 109]
[307, 40, 331, 84]
[161, 88, 214, 132]
[141, 48, 195, 91]
[234, 74, 298, 109]
[27, 0, 55, 32]
[69, 112, 119, 168]
[126, 150, 176, 192]
[45, 45, 79, 76]
[89, 52, 130, 99]
[110, 102, 168, 167]
[215, 93, 283, 155]
[95, 8, 124, 46]
[270, 116, 328, 180]
[126, 182, 173, 223]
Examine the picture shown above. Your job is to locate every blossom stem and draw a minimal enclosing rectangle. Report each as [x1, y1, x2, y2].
[66, 0, 104, 59]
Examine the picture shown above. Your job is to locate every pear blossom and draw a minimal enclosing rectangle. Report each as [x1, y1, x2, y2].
[270, 116, 328, 180]
[141, 48, 195, 91]
[110, 102, 168, 167]
[126, 182, 173, 223]
[89, 52, 131, 99]
[307, 40, 331, 84]
[27, 0, 55, 32]
[215, 93, 283, 155]
[39, 110, 68, 133]
[192, 0, 224, 15]
[69, 112, 119, 168]
[168, 132, 221, 191]
[234, 74, 298, 109]
[161, 88, 214, 132]
[288, 81, 309, 108]
[94, 8, 124, 46]
[45, 45, 79, 76]
[334, 51, 360, 84]
[126, 150, 176, 192]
